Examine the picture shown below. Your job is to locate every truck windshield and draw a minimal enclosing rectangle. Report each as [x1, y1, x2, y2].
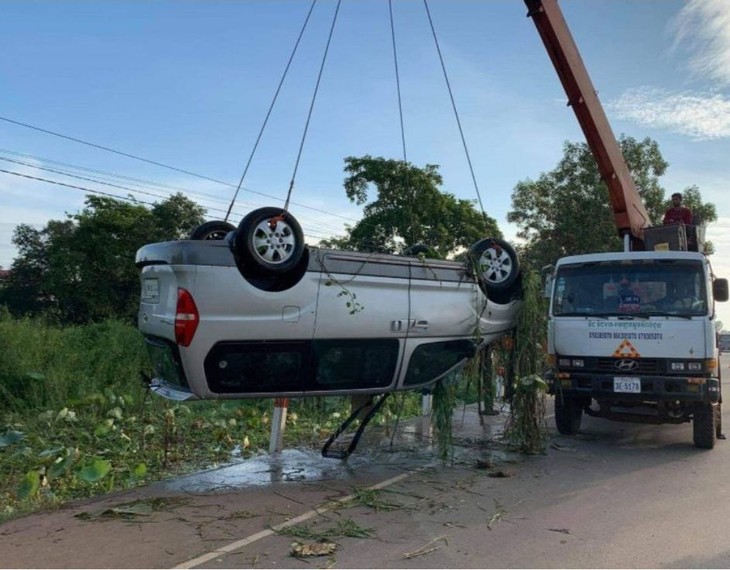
[552, 260, 707, 317]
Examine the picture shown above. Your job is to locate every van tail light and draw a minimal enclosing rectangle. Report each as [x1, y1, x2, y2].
[175, 288, 199, 347]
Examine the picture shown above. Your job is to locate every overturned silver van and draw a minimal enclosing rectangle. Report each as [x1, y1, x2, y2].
[136, 207, 522, 401]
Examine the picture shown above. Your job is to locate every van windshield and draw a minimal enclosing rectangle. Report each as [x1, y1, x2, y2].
[553, 260, 707, 317]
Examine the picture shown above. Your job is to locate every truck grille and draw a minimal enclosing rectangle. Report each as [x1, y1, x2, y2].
[593, 357, 660, 374]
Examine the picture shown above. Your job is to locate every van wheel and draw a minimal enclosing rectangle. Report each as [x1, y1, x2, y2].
[469, 238, 520, 294]
[693, 402, 716, 449]
[233, 207, 305, 274]
[555, 394, 582, 435]
[189, 220, 236, 240]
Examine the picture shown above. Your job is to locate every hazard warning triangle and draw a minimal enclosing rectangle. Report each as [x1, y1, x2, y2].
[613, 339, 641, 358]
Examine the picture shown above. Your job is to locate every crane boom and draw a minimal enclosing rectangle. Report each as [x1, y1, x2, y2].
[524, 0, 650, 244]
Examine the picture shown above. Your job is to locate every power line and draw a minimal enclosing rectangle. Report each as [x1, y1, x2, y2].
[0, 168, 348, 244]
[0, 116, 361, 224]
[0, 153, 353, 237]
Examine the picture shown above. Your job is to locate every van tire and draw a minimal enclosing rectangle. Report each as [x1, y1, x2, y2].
[693, 402, 716, 449]
[189, 220, 236, 241]
[469, 238, 520, 295]
[233, 207, 305, 275]
[555, 394, 582, 435]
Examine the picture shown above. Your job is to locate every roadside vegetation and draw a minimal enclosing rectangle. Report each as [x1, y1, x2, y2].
[0, 312, 455, 521]
[1, 140, 718, 522]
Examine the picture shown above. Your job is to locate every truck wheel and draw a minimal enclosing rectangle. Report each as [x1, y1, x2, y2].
[554, 394, 582, 435]
[233, 207, 305, 275]
[189, 220, 236, 240]
[715, 402, 723, 439]
[469, 238, 520, 295]
[693, 402, 716, 449]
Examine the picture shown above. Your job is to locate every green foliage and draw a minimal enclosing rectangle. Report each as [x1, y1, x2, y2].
[0, 193, 206, 324]
[0, 316, 427, 522]
[432, 378, 457, 464]
[320, 155, 501, 257]
[0, 318, 149, 412]
[507, 136, 716, 271]
[503, 271, 548, 453]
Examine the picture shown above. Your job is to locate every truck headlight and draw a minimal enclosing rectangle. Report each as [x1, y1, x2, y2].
[688, 362, 702, 372]
[559, 358, 571, 367]
[572, 359, 585, 368]
[671, 362, 685, 371]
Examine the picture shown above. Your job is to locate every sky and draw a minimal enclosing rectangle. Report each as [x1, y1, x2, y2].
[1, 0, 729, 325]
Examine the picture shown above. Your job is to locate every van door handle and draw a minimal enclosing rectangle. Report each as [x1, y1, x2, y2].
[412, 320, 429, 330]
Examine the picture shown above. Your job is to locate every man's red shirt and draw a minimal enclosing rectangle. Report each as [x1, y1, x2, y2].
[663, 206, 692, 225]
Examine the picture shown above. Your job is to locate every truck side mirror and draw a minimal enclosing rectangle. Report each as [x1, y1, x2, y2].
[714, 278, 729, 302]
[541, 265, 554, 299]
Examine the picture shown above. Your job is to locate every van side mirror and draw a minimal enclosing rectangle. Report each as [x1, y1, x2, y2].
[714, 278, 729, 302]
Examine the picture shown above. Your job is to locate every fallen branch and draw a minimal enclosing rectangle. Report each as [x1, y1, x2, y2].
[403, 535, 449, 560]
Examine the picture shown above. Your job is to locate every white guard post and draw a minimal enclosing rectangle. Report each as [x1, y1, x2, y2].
[422, 393, 433, 416]
[269, 397, 288, 454]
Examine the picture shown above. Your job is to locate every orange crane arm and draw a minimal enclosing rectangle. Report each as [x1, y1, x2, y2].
[524, 0, 650, 243]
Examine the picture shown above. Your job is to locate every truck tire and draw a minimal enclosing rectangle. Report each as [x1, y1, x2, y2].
[189, 220, 236, 241]
[693, 402, 716, 449]
[554, 394, 582, 435]
[715, 402, 723, 439]
[232, 207, 305, 275]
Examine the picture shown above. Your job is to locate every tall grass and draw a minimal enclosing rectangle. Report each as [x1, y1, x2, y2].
[0, 313, 425, 521]
[0, 312, 149, 412]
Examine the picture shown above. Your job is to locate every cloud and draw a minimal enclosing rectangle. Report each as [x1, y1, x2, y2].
[671, 0, 730, 86]
[609, 87, 730, 140]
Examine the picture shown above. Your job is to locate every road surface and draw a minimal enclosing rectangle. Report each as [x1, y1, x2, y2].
[1, 403, 729, 568]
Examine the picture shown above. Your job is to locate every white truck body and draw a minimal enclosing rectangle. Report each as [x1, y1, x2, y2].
[546, 249, 727, 448]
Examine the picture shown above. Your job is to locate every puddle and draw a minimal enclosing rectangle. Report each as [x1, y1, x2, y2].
[162, 405, 516, 494]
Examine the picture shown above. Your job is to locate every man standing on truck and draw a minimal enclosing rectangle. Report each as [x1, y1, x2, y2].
[663, 192, 693, 225]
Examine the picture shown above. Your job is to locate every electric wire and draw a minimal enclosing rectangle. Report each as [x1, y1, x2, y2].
[0, 156, 257, 219]
[422, 0, 487, 221]
[0, 167, 342, 243]
[284, 0, 343, 211]
[224, 0, 318, 222]
[0, 157, 352, 238]
[0, 121, 360, 224]
[0, 149, 357, 223]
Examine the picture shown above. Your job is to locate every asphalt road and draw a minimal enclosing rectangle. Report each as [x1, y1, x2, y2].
[2, 403, 729, 569]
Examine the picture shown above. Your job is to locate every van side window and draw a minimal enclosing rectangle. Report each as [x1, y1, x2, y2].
[404, 340, 476, 387]
[205, 342, 309, 394]
[309, 339, 399, 391]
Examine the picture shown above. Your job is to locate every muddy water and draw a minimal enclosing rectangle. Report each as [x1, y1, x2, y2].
[162, 406, 514, 493]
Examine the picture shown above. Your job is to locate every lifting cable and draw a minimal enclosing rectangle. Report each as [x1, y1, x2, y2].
[224, 0, 318, 223]
[284, 0, 343, 212]
[423, 0, 488, 223]
[388, 0, 416, 247]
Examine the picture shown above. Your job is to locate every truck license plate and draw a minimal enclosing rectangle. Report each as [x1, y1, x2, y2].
[614, 377, 641, 393]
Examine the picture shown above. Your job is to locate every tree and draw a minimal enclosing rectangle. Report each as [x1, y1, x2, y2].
[507, 136, 716, 271]
[320, 155, 501, 259]
[0, 193, 206, 323]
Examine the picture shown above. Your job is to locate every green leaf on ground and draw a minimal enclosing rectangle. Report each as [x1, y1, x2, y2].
[17, 471, 41, 499]
[77, 459, 111, 483]
[0, 431, 25, 447]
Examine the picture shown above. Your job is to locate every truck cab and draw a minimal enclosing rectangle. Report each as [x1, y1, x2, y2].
[545, 250, 728, 448]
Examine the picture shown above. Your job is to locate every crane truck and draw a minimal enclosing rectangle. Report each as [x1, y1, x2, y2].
[525, 0, 729, 448]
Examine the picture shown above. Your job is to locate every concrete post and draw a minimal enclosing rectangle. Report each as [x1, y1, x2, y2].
[269, 397, 288, 454]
